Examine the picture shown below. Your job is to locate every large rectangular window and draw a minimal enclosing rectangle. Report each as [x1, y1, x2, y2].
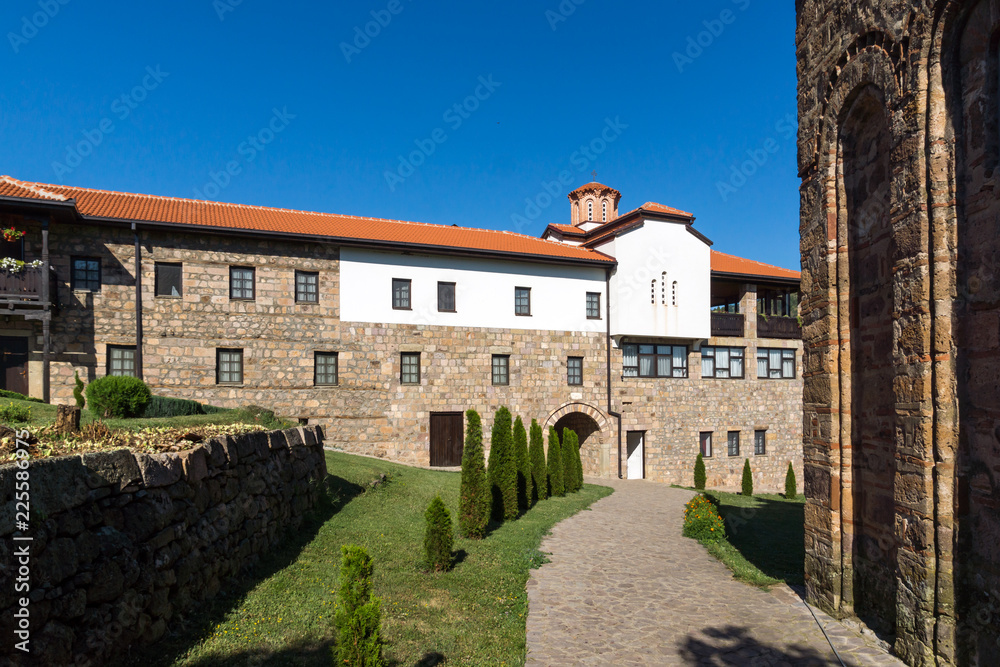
[71, 257, 101, 292]
[567, 357, 583, 386]
[438, 281, 456, 312]
[229, 266, 255, 300]
[296, 271, 319, 303]
[700, 432, 713, 458]
[586, 292, 601, 319]
[400, 352, 420, 384]
[515, 286, 531, 316]
[754, 430, 767, 456]
[701, 346, 745, 379]
[728, 431, 740, 457]
[622, 344, 688, 378]
[757, 348, 796, 379]
[155, 262, 183, 297]
[315, 352, 338, 386]
[492, 354, 509, 386]
[217, 348, 244, 384]
[392, 278, 411, 310]
[106, 345, 136, 377]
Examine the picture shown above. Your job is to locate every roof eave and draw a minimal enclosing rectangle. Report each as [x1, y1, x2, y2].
[711, 270, 800, 285]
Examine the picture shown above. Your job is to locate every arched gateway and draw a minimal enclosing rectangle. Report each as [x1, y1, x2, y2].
[544, 403, 611, 478]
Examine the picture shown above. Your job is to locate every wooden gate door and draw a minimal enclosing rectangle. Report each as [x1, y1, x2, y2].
[430, 412, 464, 467]
[0, 337, 29, 395]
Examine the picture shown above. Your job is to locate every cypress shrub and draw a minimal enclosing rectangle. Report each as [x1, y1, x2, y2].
[334, 545, 384, 667]
[573, 430, 584, 491]
[546, 427, 564, 497]
[513, 416, 531, 512]
[73, 371, 86, 409]
[85, 376, 152, 419]
[424, 496, 454, 572]
[742, 459, 754, 497]
[458, 409, 489, 539]
[528, 419, 547, 503]
[561, 428, 577, 493]
[694, 453, 707, 490]
[785, 462, 797, 499]
[487, 406, 517, 522]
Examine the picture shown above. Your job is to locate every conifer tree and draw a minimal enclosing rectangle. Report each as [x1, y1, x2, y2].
[742, 459, 754, 497]
[459, 409, 489, 539]
[546, 426, 564, 497]
[334, 545, 384, 666]
[487, 407, 517, 522]
[694, 453, 707, 490]
[785, 462, 797, 499]
[513, 416, 532, 512]
[424, 495, 454, 572]
[574, 431, 584, 490]
[561, 428, 577, 493]
[528, 419, 547, 503]
[73, 371, 86, 409]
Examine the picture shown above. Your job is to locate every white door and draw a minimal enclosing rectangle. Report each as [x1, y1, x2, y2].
[626, 431, 644, 480]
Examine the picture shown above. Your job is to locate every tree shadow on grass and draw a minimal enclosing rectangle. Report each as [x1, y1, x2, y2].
[113, 473, 365, 667]
[707, 494, 806, 586]
[679, 625, 844, 666]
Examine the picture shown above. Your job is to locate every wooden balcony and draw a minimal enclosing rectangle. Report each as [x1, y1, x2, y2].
[711, 312, 745, 337]
[757, 315, 801, 339]
[0, 266, 57, 309]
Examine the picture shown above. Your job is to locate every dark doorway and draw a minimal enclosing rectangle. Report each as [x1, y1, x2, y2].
[1, 337, 30, 395]
[430, 412, 463, 467]
[553, 412, 602, 476]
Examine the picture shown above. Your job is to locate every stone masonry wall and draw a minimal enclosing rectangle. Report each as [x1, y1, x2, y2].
[0, 426, 327, 666]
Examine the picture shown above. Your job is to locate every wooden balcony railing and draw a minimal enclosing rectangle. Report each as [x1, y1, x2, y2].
[711, 312, 745, 337]
[757, 315, 801, 339]
[0, 266, 57, 306]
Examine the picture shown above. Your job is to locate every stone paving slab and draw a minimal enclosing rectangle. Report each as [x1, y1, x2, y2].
[526, 478, 906, 666]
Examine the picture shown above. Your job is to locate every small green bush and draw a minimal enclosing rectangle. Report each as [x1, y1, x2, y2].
[424, 495, 454, 572]
[546, 427, 564, 497]
[742, 459, 754, 497]
[459, 410, 490, 539]
[0, 401, 31, 424]
[487, 407, 517, 522]
[142, 395, 224, 418]
[785, 462, 797, 499]
[683, 494, 726, 543]
[334, 545, 384, 667]
[85, 376, 152, 419]
[232, 404, 286, 429]
[513, 416, 531, 512]
[528, 419, 547, 503]
[73, 371, 86, 409]
[0, 390, 42, 404]
[694, 453, 706, 490]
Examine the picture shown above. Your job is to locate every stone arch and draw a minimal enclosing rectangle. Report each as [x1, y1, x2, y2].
[544, 403, 610, 477]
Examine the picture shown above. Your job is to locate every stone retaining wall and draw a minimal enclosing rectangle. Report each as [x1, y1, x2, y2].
[0, 426, 327, 666]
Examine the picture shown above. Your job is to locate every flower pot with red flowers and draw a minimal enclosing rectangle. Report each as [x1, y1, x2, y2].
[2, 227, 25, 243]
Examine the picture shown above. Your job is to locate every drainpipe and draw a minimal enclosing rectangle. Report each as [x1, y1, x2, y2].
[133, 223, 144, 380]
[605, 269, 622, 479]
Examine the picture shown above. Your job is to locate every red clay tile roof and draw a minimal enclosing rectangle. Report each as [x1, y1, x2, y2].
[616, 202, 694, 219]
[711, 250, 800, 280]
[546, 223, 586, 235]
[568, 182, 621, 197]
[0, 176, 614, 265]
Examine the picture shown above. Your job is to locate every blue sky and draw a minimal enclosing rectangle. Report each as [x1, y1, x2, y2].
[1, 0, 799, 269]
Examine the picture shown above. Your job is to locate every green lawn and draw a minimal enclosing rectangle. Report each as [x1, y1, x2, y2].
[121, 451, 613, 667]
[703, 490, 806, 589]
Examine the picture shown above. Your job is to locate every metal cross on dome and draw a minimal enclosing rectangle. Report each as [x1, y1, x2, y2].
[591, 170, 597, 180]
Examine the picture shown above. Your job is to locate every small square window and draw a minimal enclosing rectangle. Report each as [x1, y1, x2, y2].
[568, 357, 583, 386]
[754, 430, 767, 455]
[217, 348, 244, 384]
[230, 266, 255, 300]
[492, 355, 509, 386]
[296, 271, 319, 303]
[700, 432, 713, 458]
[315, 352, 338, 386]
[515, 286, 531, 316]
[586, 292, 601, 319]
[438, 282, 456, 312]
[728, 431, 740, 457]
[71, 257, 101, 292]
[401, 352, 420, 384]
[393, 278, 411, 310]
[701, 346, 745, 379]
[107, 345, 136, 377]
[155, 262, 183, 297]
[757, 348, 796, 379]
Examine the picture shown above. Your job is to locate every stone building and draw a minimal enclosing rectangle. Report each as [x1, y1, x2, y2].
[796, 1, 1000, 664]
[1, 176, 801, 490]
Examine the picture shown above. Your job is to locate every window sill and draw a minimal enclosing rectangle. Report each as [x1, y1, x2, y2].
[155, 295, 183, 299]
[401, 382, 420, 386]
[315, 383, 339, 387]
[296, 300, 319, 305]
[515, 313, 532, 317]
[438, 309, 457, 314]
[230, 298, 255, 302]
[217, 383, 244, 387]
[587, 316, 602, 321]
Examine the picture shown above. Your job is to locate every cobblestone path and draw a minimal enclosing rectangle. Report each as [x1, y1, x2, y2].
[525, 478, 904, 666]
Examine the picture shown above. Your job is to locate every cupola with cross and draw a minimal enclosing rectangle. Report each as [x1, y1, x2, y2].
[567, 179, 621, 230]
